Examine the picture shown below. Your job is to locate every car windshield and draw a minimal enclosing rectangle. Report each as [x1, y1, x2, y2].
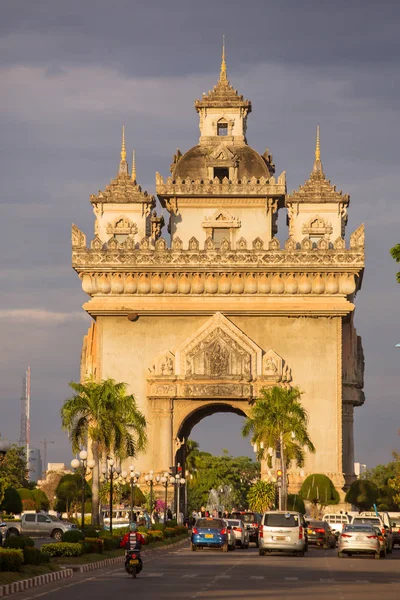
[196, 519, 224, 529]
[344, 525, 375, 533]
[353, 518, 380, 525]
[264, 513, 299, 527]
[309, 521, 324, 527]
[231, 513, 258, 523]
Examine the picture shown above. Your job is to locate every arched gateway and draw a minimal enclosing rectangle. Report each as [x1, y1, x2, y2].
[72, 52, 365, 493]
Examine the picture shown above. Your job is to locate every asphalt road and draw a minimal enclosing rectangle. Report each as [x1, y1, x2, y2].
[13, 542, 400, 600]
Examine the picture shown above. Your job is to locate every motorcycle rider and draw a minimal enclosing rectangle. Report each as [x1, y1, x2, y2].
[120, 522, 145, 550]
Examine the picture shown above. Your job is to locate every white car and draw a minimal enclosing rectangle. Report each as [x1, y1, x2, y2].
[225, 519, 249, 548]
[322, 513, 352, 538]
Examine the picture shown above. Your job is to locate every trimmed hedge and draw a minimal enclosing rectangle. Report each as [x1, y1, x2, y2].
[41, 542, 83, 557]
[23, 547, 50, 565]
[4, 536, 34, 549]
[82, 537, 104, 554]
[83, 527, 100, 538]
[0, 548, 23, 571]
[102, 537, 120, 551]
[62, 529, 85, 543]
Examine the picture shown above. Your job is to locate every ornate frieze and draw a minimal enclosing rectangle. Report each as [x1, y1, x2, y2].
[105, 217, 138, 236]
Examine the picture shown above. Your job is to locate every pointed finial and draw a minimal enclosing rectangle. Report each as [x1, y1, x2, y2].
[315, 125, 320, 161]
[118, 125, 128, 175]
[121, 125, 127, 162]
[219, 35, 227, 82]
[312, 125, 324, 176]
[131, 149, 136, 182]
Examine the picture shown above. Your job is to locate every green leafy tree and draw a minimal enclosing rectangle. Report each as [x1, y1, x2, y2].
[55, 473, 91, 515]
[247, 480, 276, 513]
[300, 474, 340, 517]
[390, 244, 400, 283]
[1, 488, 22, 514]
[364, 459, 400, 510]
[32, 488, 50, 511]
[185, 439, 200, 474]
[187, 451, 260, 513]
[0, 445, 29, 490]
[39, 472, 63, 510]
[242, 386, 315, 509]
[61, 378, 147, 524]
[345, 479, 379, 511]
[388, 452, 400, 505]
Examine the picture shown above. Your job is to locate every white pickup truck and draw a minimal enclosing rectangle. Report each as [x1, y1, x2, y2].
[322, 513, 352, 537]
[0, 513, 78, 541]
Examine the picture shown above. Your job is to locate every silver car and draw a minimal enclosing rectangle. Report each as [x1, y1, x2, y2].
[225, 519, 250, 548]
[259, 511, 306, 556]
[338, 523, 381, 559]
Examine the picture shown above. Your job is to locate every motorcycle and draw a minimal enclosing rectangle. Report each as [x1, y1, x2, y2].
[124, 549, 143, 579]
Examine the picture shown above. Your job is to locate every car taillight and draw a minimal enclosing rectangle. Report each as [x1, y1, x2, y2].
[381, 528, 385, 535]
[220, 528, 226, 535]
[259, 528, 263, 538]
[314, 528, 326, 533]
[299, 526, 303, 540]
[341, 534, 352, 538]
[236, 527, 242, 532]
[367, 535, 377, 539]
[192, 527, 198, 534]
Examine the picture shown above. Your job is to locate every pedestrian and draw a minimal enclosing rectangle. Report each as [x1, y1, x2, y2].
[167, 507, 173, 521]
[200, 506, 206, 517]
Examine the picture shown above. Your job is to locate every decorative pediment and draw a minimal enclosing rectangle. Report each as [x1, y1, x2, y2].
[149, 350, 175, 377]
[202, 208, 241, 229]
[206, 144, 238, 166]
[106, 216, 138, 236]
[175, 312, 263, 379]
[350, 224, 365, 250]
[72, 224, 86, 249]
[302, 215, 333, 236]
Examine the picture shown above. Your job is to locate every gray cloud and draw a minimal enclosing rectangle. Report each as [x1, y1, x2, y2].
[1, 1, 399, 468]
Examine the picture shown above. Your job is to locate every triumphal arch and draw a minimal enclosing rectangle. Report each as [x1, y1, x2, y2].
[72, 52, 365, 491]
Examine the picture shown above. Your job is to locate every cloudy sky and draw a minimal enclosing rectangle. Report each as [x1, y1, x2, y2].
[1, 0, 399, 470]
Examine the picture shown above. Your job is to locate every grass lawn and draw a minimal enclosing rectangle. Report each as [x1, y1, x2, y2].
[52, 549, 124, 565]
[0, 564, 60, 586]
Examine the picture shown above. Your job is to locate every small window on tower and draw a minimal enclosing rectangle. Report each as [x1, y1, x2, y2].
[217, 122, 228, 136]
[214, 167, 229, 182]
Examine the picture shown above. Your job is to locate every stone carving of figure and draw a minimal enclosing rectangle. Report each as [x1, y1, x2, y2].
[264, 357, 278, 374]
[174, 437, 185, 452]
[161, 355, 174, 376]
[209, 341, 229, 376]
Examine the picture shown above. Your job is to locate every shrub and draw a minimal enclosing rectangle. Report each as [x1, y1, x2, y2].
[1, 488, 22, 515]
[82, 537, 104, 554]
[102, 537, 120, 551]
[23, 547, 44, 566]
[83, 527, 100, 539]
[287, 494, 306, 515]
[62, 529, 85, 543]
[345, 479, 380, 511]
[22, 499, 36, 511]
[164, 527, 177, 538]
[165, 520, 177, 528]
[152, 523, 165, 532]
[4, 536, 34, 549]
[300, 474, 340, 506]
[175, 526, 188, 535]
[0, 548, 23, 571]
[146, 530, 163, 542]
[32, 489, 50, 511]
[247, 480, 276, 513]
[41, 542, 83, 557]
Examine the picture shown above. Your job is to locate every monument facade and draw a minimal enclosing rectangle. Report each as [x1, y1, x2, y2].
[72, 50, 365, 491]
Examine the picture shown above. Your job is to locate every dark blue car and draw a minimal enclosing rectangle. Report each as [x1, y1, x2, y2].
[191, 518, 229, 552]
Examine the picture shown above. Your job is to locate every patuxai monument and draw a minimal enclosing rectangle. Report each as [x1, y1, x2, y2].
[72, 49, 365, 493]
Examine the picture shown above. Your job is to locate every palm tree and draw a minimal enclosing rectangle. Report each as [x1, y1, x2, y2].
[61, 378, 147, 525]
[242, 385, 315, 510]
[185, 439, 200, 474]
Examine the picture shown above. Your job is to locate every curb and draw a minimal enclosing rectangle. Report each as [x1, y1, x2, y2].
[0, 568, 73, 598]
[66, 555, 125, 573]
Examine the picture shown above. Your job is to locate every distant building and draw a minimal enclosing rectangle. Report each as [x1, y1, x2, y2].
[28, 448, 42, 482]
[46, 462, 67, 473]
[354, 462, 367, 478]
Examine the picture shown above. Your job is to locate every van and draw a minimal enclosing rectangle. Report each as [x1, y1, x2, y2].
[259, 511, 307, 556]
[322, 513, 352, 537]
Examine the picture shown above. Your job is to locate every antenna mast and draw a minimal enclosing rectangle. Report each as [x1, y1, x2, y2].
[19, 367, 30, 475]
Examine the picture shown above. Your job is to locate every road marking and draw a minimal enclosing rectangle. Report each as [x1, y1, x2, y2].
[182, 573, 198, 578]
[250, 576, 264, 580]
[141, 572, 164, 577]
[285, 577, 299, 581]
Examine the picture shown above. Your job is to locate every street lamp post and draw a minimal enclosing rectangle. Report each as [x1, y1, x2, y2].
[160, 473, 173, 524]
[71, 450, 95, 532]
[144, 471, 161, 524]
[126, 466, 141, 523]
[101, 458, 121, 534]
[175, 474, 186, 525]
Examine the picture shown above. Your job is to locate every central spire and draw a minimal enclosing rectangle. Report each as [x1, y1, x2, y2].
[219, 35, 227, 83]
[119, 125, 128, 175]
[312, 125, 324, 178]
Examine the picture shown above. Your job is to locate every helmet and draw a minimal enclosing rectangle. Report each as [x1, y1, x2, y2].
[129, 522, 137, 532]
